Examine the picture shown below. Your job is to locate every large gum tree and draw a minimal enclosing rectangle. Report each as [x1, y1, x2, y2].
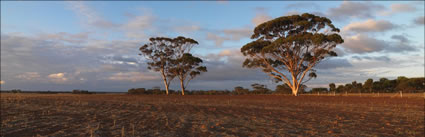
[241, 13, 344, 96]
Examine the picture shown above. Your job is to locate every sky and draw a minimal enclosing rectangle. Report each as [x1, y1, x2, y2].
[1, 1, 424, 92]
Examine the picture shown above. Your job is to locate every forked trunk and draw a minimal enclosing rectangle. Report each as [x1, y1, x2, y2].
[292, 88, 298, 96]
[180, 80, 185, 96]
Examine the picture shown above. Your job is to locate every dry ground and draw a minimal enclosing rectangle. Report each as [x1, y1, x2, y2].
[1, 93, 424, 137]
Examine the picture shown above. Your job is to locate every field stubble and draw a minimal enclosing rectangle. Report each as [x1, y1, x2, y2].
[1, 93, 423, 137]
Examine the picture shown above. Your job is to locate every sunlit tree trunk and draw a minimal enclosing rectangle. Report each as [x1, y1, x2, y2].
[179, 79, 185, 96]
[160, 70, 169, 95]
[163, 80, 169, 95]
[291, 88, 298, 96]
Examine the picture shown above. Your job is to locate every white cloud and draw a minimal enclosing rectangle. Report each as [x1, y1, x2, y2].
[342, 34, 386, 53]
[48, 73, 68, 83]
[107, 72, 157, 82]
[343, 19, 397, 33]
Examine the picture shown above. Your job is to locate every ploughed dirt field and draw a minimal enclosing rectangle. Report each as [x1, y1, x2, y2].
[1, 93, 424, 137]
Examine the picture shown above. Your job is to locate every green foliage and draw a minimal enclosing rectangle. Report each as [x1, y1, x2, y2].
[234, 86, 250, 95]
[275, 84, 292, 94]
[240, 13, 343, 96]
[251, 83, 270, 94]
[336, 85, 344, 93]
[11, 89, 22, 93]
[363, 79, 373, 93]
[329, 83, 336, 92]
[128, 88, 146, 94]
[128, 88, 167, 95]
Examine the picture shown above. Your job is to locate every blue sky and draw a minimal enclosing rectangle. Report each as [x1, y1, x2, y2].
[1, 1, 424, 91]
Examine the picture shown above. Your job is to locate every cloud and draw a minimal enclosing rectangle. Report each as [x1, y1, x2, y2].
[351, 56, 391, 62]
[316, 58, 353, 69]
[16, 72, 41, 80]
[38, 32, 90, 44]
[342, 34, 417, 54]
[413, 16, 424, 25]
[252, 7, 272, 26]
[1, 33, 144, 89]
[67, 2, 156, 41]
[48, 73, 69, 83]
[389, 34, 417, 52]
[342, 34, 386, 53]
[284, 2, 320, 10]
[391, 35, 408, 43]
[327, 1, 385, 20]
[222, 27, 252, 40]
[206, 33, 228, 46]
[0, 80, 4, 85]
[67, 1, 118, 29]
[101, 54, 140, 65]
[206, 27, 252, 46]
[380, 3, 417, 16]
[199, 49, 269, 82]
[343, 19, 397, 33]
[285, 11, 301, 16]
[107, 72, 157, 82]
[174, 25, 201, 34]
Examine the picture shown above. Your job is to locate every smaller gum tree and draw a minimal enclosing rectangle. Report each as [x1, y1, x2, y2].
[139, 37, 176, 95]
[170, 53, 207, 95]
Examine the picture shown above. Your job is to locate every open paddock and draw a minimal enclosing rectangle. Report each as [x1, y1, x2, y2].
[1, 93, 423, 136]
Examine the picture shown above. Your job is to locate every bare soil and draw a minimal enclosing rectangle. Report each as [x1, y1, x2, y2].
[1, 93, 423, 137]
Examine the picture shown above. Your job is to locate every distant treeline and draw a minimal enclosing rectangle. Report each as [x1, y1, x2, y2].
[321, 76, 424, 94]
[129, 76, 424, 95]
[128, 83, 306, 95]
[1, 89, 95, 94]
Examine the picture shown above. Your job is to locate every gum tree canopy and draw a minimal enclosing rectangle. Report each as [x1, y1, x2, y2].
[139, 37, 176, 95]
[241, 13, 344, 96]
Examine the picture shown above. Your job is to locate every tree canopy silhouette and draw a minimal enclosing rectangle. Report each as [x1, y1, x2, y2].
[241, 13, 344, 96]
